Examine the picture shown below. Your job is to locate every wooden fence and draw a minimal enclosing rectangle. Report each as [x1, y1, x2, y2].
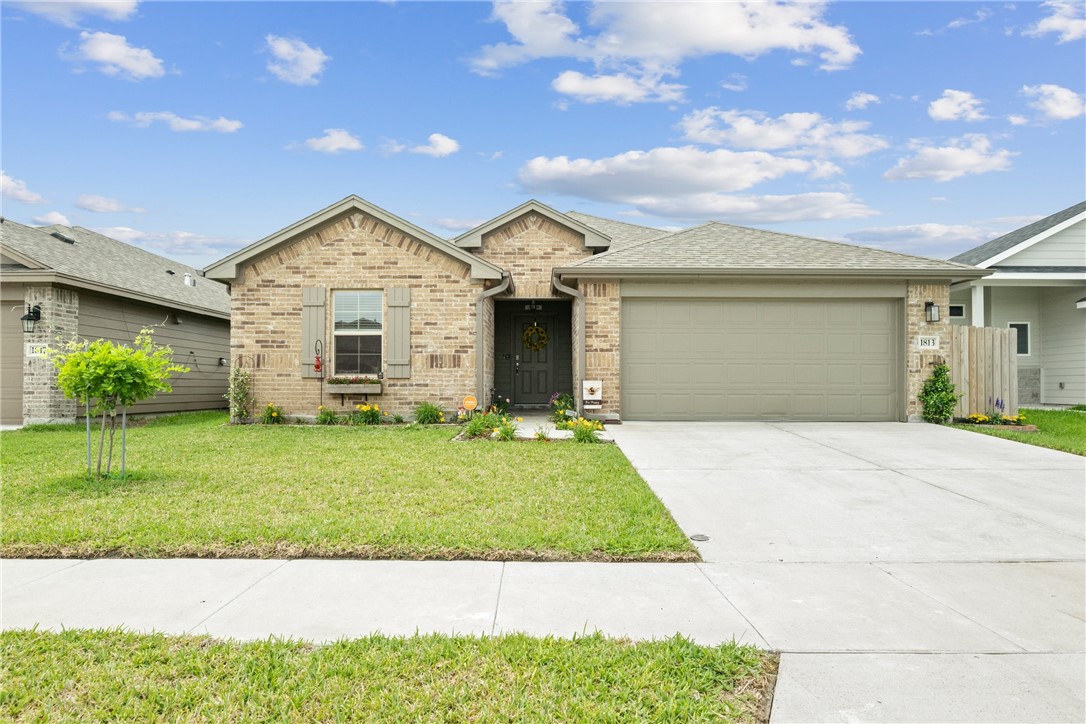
[949, 326, 1018, 418]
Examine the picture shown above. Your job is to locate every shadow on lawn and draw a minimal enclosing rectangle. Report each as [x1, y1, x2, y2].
[34, 471, 152, 498]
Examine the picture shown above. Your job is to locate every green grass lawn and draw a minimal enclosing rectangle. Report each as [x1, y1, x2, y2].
[952, 408, 1086, 456]
[0, 412, 695, 561]
[0, 630, 776, 722]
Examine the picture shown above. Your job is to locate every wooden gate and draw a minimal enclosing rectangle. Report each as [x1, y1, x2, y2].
[949, 326, 1018, 417]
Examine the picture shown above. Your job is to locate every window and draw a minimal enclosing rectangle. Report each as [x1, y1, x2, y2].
[334, 291, 382, 374]
[1008, 322, 1030, 355]
[949, 305, 965, 319]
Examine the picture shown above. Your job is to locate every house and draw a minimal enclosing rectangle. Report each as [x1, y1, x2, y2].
[202, 195, 987, 422]
[0, 219, 231, 425]
[948, 201, 1086, 406]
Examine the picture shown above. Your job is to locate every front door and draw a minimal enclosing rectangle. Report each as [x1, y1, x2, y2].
[514, 315, 555, 405]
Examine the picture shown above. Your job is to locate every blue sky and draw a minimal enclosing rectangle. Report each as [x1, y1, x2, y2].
[2, 0, 1084, 270]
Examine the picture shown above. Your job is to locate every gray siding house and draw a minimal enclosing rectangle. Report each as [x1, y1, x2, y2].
[0, 219, 231, 425]
[949, 201, 1086, 406]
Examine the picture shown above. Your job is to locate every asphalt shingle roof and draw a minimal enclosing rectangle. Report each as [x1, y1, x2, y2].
[0, 219, 230, 316]
[950, 201, 1086, 266]
[563, 211, 671, 250]
[571, 221, 979, 273]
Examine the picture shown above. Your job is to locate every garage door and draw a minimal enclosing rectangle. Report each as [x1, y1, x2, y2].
[622, 299, 901, 421]
[1, 300, 24, 425]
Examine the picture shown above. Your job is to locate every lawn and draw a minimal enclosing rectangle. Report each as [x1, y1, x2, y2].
[0, 412, 695, 561]
[0, 630, 777, 722]
[952, 408, 1086, 456]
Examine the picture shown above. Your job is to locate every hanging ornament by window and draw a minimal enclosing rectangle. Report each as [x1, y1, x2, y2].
[522, 324, 549, 351]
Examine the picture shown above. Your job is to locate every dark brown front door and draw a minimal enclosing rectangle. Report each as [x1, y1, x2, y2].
[514, 315, 555, 405]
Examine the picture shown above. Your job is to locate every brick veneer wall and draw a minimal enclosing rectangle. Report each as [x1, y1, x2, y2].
[905, 281, 951, 421]
[582, 280, 621, 417]
[23, 285, 79, 423]
[230, 211, 486, 418]
[473, 212, 592, 299]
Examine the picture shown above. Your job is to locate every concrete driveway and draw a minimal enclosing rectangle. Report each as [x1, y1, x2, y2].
[610, 421, 1085, 723]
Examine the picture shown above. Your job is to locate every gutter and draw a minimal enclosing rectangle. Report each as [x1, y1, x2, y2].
[552, 272, 586, 416]
[554, 266, 992, 281]
[475, 272, 512, 403]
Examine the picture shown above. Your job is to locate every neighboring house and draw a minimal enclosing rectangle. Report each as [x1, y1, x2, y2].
[948, 201, 1086, 407]
[0, 219, 231, 425]
[203, 195, 986, 422]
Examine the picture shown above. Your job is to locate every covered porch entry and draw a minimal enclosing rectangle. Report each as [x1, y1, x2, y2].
[492, 298, 573, 407]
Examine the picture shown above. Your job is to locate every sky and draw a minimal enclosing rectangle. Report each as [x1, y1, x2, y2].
[2, 0, 1084, 270]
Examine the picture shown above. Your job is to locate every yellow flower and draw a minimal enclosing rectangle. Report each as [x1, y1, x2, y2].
[383, 411, 389, 416]
[493, 427, 500, 433]
[271, 412, 278, 417]
[516, 417, 523, 422]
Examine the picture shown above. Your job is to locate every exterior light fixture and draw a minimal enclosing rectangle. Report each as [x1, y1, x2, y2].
[218, 357, 228, 366]
[925, 302, 940, 323]
[20, 304, 41, 333]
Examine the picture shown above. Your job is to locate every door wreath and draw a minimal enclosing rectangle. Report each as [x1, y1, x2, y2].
[522, 324, 549, 351]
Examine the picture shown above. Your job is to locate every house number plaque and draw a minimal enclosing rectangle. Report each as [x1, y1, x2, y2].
[916, 336, 939, 349]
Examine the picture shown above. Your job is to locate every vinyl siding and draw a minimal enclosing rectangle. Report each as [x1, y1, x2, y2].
[77, 292, 229, 415]
[1039, 286, 1086, 405]
[1003, 220, 1086, 266]
[988, 287, 1042, 363]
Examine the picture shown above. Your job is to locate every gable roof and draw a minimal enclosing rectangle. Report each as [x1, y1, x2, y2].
[950, 200, 1086, 267]
[0, 218, 230, 318]
[563, 211, 670, 251]
[453, 200, 611, 250]
[561, 221, 986, 279]
[204, 195, 504, 282]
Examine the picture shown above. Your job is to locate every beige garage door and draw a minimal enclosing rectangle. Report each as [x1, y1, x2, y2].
[1, 301, 24, 425]
[622, 299, 902, 421]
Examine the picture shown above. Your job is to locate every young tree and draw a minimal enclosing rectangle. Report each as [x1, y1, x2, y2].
[51, 328, 189, 477]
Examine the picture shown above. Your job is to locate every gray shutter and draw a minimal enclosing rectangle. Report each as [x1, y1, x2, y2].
[386, 287, 411, 378]
[301, 287, 326, 378]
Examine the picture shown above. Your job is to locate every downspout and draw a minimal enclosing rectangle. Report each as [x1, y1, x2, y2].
[552, 271, 586, 416]
[476, 272, 512, 404]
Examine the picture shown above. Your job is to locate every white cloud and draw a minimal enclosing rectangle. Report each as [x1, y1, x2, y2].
[471, 1, 591, 76]
[928, 89, 988, 121]
[1022, 83, 1085, 120]
[721, 73, 747, 92]
[92, 226, 244, 261]
[380, 139, 407, 154]
[845, 214, 1044, 256]
[1, 172, 45, 203]
[1024, 0, 1085, 42]
[75, 194, 143, 213]
[33, 211, 71, 226]
[679, 108, 888, 159]
[108, 110, 243, 133]
[410, 133, 460, 157]
[68, 30, 164, 80]
[947, 9, 992, 29]
[883, 134, 1015, 182]
[434, 217, 485, 232]
[1007, 114, 1030, 125]
[302, 128, 363, 153]
[551, 70, 684, 104]
[845, 91, 880, 110]
[516, 145, 875, 222]
[264, 34, 330, 85]
[11, 0, 139, 27]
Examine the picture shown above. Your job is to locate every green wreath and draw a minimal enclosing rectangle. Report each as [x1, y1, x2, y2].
[522, 324, 549, 351]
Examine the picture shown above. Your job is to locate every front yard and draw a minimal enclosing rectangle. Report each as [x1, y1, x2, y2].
[953, 407, 1086, 456]
[0, 412, 695, 561]
[1, 630, 776, 722]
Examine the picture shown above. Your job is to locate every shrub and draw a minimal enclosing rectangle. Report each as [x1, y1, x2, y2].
[414, 402, 445, 424]
[261, 402, 285, 424]
[315, 406, 339, 425]
[549, 392, 576, 422]
[918, 364, 958, 424]
[570, 417, 604, 443]
[464, 412, 501, 439]
[224, 366, 254, 423]
[351, 403, 382, 426]
[495, 416, 521, 441]
[391, 413, 405, 424]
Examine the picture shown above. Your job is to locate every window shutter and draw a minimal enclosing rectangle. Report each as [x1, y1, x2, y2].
[386, 287, 411, 378]
[301, 287, 326, 378]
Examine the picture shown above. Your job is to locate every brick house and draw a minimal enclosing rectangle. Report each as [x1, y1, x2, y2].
[202, 195, 986, 422]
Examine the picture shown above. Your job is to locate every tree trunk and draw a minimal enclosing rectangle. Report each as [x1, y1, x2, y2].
[120, 407, 127, 479]
[106, 412, 116, 475]
[96, 411, 107, 476]
[85, 396, 92, 476]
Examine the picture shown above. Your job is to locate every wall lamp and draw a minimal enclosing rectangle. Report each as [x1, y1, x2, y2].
[925, 302, 940, 323]
[20, 304, 41, 334]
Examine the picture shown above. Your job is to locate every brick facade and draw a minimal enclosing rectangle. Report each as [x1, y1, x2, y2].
[581, 280, 621, 417]
[473, 211, 592, 299]
[905, 281, 952, 421]
[23, 285, 79, 424]
[230, 210, 485, 418]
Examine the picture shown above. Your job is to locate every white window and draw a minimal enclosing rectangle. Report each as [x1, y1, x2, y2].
[333, 291, 382, 374]
[949, 305, 965, 319]
[1008, 322, 1030, 356]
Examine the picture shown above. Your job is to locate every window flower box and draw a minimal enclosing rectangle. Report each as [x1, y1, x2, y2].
[328, 382, 382, 395]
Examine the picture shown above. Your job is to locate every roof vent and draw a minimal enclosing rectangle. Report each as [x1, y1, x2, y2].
[166, 270, 176, 275]
[51, 231, 76, 244]
[183, 273, 196, 287]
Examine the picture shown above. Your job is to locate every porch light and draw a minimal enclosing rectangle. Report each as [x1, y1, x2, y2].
[925, 302, 940, 323]
[20, 304, 41, 333]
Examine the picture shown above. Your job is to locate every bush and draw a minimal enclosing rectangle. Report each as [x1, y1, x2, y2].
[261, 402, 285, 424]
[414, 402, 445, 424]
[549, 392, 575, 422]
[918, 364, 959, 424]
[224, 367, 254, 423]
[568, 417, 604, 443]
[315, 406, 338, 425]
[495, 415, 521, 441]
[464, 412, 501, 439]
[351, 403, 382, 426]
